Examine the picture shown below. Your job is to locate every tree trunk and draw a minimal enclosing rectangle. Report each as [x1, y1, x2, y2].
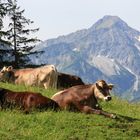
[13, 11, 18, 68]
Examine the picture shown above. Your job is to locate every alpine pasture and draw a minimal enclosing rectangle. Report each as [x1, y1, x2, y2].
[0, 82, 140, 140]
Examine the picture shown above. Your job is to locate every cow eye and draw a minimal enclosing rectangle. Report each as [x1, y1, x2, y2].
[98, 86, 103, 92]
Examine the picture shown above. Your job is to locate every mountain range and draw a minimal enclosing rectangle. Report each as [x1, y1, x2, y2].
[21, 15, 140, 101]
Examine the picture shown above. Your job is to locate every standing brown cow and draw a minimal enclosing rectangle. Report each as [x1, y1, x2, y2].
[0, 65, 58, 89]
[52, 80, 116, 118]
[0, 88, 59, 113]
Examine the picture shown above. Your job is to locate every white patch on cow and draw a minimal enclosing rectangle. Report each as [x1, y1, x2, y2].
[104, 95, 111, 101]
[104, 96, 108, 101]
[52, 90, 65, 98]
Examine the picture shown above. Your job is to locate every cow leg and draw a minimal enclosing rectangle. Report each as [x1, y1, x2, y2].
[23, 103, 30, 114]
[99, 110, 116, 119]
[77, 105, 116, 118]
[43, 83, 48, 89]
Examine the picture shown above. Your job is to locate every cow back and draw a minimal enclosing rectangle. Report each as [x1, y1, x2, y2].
[10, 65, 58, 89]
[57, 72, 84, 89]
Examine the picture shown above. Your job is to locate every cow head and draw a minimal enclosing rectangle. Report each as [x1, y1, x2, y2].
[1, 66, 13, 72]
[94, 80, 114, 102]
[0, 66, 14, 82]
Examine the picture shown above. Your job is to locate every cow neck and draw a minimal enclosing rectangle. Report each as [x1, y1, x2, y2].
[92, 84, 98, 102]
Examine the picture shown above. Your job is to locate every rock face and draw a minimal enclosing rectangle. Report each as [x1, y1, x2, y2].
[29, 15, 140, 101]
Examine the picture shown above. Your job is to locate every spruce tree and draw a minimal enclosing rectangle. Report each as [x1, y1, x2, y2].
[6, 0, 40, 68]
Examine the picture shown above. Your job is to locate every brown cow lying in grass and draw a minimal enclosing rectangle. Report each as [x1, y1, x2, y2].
[52, 80, 116, 118]
[0, 88, 59, 113]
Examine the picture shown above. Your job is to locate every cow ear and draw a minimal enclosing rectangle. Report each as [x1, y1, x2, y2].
[7, 66, 13, 71]
[108, 84, 114, 90]
[95, 83, 101, 89]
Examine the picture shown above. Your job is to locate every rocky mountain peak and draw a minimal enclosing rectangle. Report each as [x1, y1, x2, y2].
[90, 15, 128, 31]
[29, 15, 140, 101]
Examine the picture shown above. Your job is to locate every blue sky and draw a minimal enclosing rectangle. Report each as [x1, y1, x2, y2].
[18, 0, 140, 41]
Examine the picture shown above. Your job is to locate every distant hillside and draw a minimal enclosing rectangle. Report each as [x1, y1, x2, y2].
[29, 15, 140, 101]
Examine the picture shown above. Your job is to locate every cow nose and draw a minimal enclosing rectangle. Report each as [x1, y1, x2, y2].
[104, 96, 112, 101]
[107, 96, 112, 101]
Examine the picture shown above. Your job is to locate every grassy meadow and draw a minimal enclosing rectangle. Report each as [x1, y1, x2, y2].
[0, 82, 140, 140]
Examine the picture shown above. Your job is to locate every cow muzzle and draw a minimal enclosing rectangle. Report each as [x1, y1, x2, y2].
[104, 96, 112, 101]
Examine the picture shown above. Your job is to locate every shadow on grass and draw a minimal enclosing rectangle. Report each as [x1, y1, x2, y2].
[115, 113, 140, 123]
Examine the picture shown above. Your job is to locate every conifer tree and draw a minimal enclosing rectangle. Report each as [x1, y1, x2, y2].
[6, 0, 40, 68]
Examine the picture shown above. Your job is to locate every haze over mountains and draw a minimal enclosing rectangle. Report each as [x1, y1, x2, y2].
[3, 15, 140, 102]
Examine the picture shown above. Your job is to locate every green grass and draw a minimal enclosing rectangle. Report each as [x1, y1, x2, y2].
[0, 82, 140, 140]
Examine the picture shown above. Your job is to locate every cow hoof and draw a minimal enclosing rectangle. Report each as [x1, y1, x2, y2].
[111, 114, 116, 119]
